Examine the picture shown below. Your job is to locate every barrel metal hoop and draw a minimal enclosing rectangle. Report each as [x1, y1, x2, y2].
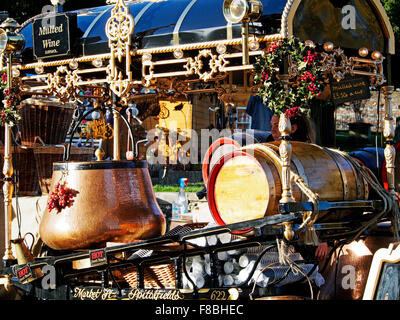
[324, 148, 351, 200]
[340, 151, 370, 200]
[202, 137, 241, 185]
[290, 153, 308, 202]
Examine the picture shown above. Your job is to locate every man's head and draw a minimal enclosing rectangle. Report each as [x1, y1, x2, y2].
[270, 114, 298, 141]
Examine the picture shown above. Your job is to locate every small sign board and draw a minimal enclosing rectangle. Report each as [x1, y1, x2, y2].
[330, 75, 371, 105]
[89, 249, 107, 267]
[16, 264, 33, 283]
[32, 13, 70, 60]
[71, 286, 119, 300]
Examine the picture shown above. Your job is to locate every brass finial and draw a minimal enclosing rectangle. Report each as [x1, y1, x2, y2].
[283, 222, 294, 241]
[95, 148, 105, 161]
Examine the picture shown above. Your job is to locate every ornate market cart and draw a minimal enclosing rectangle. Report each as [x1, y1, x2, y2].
[0, 0, 398, 301]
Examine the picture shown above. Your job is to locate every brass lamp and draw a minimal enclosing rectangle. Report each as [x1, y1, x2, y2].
[0, 18, 25, 268]
[222, 0, 263, 65]
[223, 0, 263, 24]
[0, 19, 25, 54]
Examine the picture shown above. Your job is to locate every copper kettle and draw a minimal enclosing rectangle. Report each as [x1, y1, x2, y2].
[11, 233, 44, 280]
[11, 232, 35, 265]
[39, 160, 166, 250]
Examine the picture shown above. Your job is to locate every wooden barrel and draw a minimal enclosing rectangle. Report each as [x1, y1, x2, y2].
[202, 137, 241, 186]
[202, 133, 273, 187]
[39, 160, 166, 250]
[207, 141, 369, 227]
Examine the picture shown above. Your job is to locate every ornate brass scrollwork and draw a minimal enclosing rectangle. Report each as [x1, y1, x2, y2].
[105, 0, 134, 97]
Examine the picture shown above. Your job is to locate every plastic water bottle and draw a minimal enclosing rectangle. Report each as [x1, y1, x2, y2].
[172, 178, 189, 220]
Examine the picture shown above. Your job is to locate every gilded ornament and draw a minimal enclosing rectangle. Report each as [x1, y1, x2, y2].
[105, 0, 134, 97]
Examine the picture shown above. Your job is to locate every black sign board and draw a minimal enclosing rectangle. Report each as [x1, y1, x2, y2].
[330, 75, 371, 105]
[70, 287, 241, 301]
[32, 13, 70, 59]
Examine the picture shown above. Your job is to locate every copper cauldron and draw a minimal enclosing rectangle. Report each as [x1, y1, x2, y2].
[39, 160, 166, 250]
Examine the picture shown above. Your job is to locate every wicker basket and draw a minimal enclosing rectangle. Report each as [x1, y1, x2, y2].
[122, 263, 176, 289]
[18, 98, 75, 147]
[0, 146, 40, 196]
[33, 145, 95, 194]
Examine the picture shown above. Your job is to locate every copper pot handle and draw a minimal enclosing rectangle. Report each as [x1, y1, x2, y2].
[23, 232, 35, 252]
[65, 105, 137, 161]
[33, 136, 46, 146]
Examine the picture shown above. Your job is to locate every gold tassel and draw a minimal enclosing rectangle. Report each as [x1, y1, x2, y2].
[303, 225, 320, 246]
[300, 211, 320, 246]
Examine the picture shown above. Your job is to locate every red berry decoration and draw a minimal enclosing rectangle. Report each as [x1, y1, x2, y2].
[285, 107, 300, 119]
[47, 182, 78, 214]
[253, 37, 324, 116]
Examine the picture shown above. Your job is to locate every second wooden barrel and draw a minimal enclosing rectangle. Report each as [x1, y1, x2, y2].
[207, 141, 369, 226]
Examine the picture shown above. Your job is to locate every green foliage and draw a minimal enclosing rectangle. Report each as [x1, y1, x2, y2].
[0, 72, 21, 127]
[153, 182, 204, 193]
[253, 37, 325, 115]
[381, 0, 400, 45]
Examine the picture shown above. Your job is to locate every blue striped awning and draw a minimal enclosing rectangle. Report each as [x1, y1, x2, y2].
[19, 0, 286, 61]
[18, 0, 394, 63]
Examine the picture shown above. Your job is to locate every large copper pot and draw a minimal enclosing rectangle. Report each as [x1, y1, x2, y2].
[39, 160, 166, 250]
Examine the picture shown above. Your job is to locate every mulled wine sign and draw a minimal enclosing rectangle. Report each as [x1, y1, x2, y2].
[32, 13, 70, 59]
[330, 75, 371, 105]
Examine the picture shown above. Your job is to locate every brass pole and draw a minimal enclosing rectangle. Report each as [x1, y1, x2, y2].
[382, 86, 396, 196]
[278, 72, 295, 241]
[2, 53, 15, 266]
[279, 113, 294, 203]
[241, 21, 249, 65]
[279, 112, 295, 241]
[113, 108, 120, 160]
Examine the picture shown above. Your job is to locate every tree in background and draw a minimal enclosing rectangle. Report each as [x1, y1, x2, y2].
[381, 0, 400, 45]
